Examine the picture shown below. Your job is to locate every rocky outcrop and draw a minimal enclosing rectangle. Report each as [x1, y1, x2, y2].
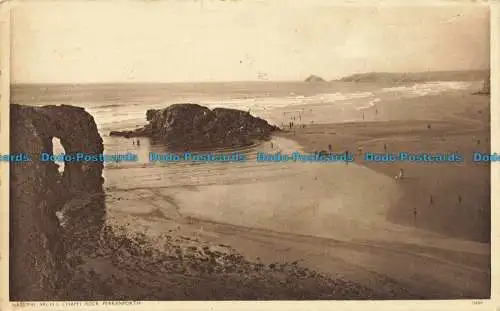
[110, 103, 279, 149]
[481, 74, 490, 94]
[10, 104, 105, 300]
[304, 75, 326, 83]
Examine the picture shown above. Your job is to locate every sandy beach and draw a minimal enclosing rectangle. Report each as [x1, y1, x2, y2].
[282, 90, 490, 243]
[7, 3, 492, 302]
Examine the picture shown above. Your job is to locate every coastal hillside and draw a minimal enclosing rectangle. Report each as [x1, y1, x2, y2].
[338, 70, 490, 83]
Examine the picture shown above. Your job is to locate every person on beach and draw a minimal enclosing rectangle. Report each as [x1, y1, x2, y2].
[384, 143, 388, 153]
[358, 146, 363, 156]
[362, 112, 365, 121]
[328, 144, 332, 152]
[133, 140, 135, 146]
[413, 206, 417, 225]
[430, 195, 433, 206]
[344, 150, 349, 165]
[137, 139, 141, 146]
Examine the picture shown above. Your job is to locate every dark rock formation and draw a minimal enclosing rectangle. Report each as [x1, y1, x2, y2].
[110, 103, 279, 149]
[481, 74, 490, 94]
[304, 75, 326, 83]
[10, 104, 105, 300]
[484, 75, 491, 94]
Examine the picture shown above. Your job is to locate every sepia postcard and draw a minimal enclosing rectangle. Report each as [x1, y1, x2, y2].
[0, 0, 498, 310]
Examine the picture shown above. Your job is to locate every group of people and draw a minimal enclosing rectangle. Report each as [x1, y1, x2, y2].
[281, 111, 304, 131]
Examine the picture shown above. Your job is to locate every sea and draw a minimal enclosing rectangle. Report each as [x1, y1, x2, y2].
[10, 80, 479, 184]
[11, 80, 477, 133]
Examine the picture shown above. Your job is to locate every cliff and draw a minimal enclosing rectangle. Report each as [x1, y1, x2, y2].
[339, 70, 490, 83]
[10, 104, 105, 300]
[110, 103, 279, 149]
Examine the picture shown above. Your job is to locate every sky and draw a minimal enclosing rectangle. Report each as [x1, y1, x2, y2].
[9, 0, 491, 83]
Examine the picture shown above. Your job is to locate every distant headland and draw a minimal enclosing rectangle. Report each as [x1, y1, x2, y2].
[336, 69, 489, 83]
[304, 75, 326, 83]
